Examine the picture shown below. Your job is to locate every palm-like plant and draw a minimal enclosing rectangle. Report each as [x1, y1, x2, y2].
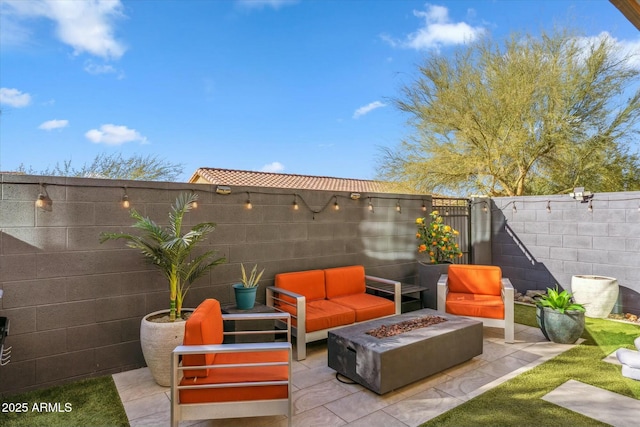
[536, 285, 585, 314]
[100, 192, 225, 321]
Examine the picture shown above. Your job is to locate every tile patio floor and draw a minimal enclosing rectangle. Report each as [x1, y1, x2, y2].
[113, 323, 639, 427]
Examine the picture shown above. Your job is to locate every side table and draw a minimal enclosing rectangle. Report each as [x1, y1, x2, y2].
[220, 302, 278, 343]
[366, 282, 428, 312]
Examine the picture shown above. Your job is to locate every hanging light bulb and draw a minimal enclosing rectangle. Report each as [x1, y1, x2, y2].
[421, 200, 427, 212]
[368, 197, 374, 213]
[546, 201, 551, 213]
[122, 187, 130, 208]
[191, 200, 198, 209]
[292, 195, 299, 210]
[512, 202, 517, 213]
[588, 200, 593, 212]
[246, 192, 252, 209]
[35, 183, 46, 209]
[396, 200, 401, 213]
[482, 202, 488, 213]
[334, 196, 340, 211]
[445, 207, 450, 216]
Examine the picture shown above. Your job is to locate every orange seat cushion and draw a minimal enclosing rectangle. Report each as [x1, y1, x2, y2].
[331, 293, 395, 322]
[178, 350, 289, 404]
[447, 265, 502, 296]
[305, 300, 355, 332]
[182, 299, 223, 378]
[275, 270, 326, 303]
[446, 292, 505, 319]
[324, 265, 366, 299]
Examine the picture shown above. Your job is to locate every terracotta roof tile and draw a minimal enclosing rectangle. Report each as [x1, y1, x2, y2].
[188, 168, 392, 193]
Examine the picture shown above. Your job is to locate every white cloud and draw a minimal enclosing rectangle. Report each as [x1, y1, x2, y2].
[236, 0, 299, 10]
[260, 161, 285, 173]
[0, 87, 32, 107]
[2, 0, 126, 59]
[353, 101, 386, 119]
[382, 4, 484, 51]
[38, 119, 69, 131]
[85, 124, 147, 146]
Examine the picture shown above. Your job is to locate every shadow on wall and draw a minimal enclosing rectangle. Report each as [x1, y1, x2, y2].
[492, 205, 640, 316]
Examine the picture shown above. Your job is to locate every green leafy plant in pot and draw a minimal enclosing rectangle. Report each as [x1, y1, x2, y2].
[99, 192, 225, 385]
[535, 285, 586, 344]
[233, 263, 264, 310]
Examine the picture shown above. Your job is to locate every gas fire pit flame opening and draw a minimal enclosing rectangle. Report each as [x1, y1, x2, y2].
[366, 315, 447, 338]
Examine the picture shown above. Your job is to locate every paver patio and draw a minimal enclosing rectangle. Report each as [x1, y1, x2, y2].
[112, 322, 640, 427]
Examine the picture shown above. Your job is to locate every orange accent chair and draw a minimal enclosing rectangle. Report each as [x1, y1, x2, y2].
[437, 264, 514, 343]
[171, 299, 292, 427]
[266, 265, 401, 360]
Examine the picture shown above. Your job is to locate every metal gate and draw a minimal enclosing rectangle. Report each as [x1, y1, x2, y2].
[431, 197, 471, 265]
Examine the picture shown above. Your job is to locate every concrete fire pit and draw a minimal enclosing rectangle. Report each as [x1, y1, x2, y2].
[328, 309, 483, 394]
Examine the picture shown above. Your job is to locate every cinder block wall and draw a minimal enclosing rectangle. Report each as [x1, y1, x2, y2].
[491, 192, 640, 315]
[0, 174, 427, 396]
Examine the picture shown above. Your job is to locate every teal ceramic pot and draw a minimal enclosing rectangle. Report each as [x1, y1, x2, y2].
[233, 283, 257, 310]
[536, 306, 585, 344]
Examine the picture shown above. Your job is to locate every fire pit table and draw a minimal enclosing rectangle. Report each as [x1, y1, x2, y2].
[328, 309, 483, 394]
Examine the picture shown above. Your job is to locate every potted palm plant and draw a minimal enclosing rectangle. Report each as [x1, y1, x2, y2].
[233, 263, 265, 309]
[100, 192, 225, 386]
[535, 286, 586, 344]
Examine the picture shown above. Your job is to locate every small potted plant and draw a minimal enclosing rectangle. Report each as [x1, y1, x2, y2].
[233, 263, 265, 310]
[416, 210, 463, 309]
[535, 285, 586, 344]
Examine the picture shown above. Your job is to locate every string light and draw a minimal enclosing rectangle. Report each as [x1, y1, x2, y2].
[35, 183, 46, 209]
[368, 197, 374, 213]
[122, 187, 130, 209]
[445, 207, 450, 216]
[246, 192, 252, 210]
[396, 200, 401, 213]
[482, 202, 488, 213]
[588, 200, 593, 212]
[421, 200, 427, 212]
[333, 196, 340, 211]
[293, 195, 299, 210]
[512, 202, 517, 213]
[546, 201, 551, 213]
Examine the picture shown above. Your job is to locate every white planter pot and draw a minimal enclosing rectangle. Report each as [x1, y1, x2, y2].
[571, 275, 619, 319]
[140, 310, 189, 387]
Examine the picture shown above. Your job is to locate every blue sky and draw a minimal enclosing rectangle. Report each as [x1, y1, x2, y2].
[1, 0, 639, 182]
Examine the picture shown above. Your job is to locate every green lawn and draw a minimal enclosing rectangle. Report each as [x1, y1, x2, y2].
[421, 304, 640, 426]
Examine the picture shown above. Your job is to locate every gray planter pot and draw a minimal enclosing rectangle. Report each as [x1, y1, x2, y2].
[418, 262, 451, 309]
[536, 306, 585, 344]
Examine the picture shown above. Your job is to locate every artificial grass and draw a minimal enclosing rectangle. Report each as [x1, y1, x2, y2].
[421, 304, 640, 427]
[0, 375, 129, 427]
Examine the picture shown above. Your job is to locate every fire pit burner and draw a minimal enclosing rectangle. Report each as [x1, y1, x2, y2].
[366, 315, 447, 338]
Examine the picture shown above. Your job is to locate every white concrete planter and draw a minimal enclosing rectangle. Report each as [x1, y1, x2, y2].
[571, 275, 619, 319]
[140, 310, 189, 387]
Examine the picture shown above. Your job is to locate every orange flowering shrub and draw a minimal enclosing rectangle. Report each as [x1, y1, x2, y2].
[415, 211, 462, 264]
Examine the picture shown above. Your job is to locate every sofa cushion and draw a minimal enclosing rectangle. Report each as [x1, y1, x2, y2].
[446, 292, 504, 319]
[331, 294, 395, 322]
[324, 265, 366, 299]
[182, 299, 223, 378]
[447, 265, 502, 296]
[178, 349, 289, 404]
[275, 269, 326, 302]
[305, 300, 356, 332]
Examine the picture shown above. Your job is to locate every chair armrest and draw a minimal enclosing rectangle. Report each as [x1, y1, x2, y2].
[265, 286, 307, 347]
[437, 274, 448, 312]
[365, 275, 401, 315]
[501, 278, 515, 299]
[174, 341, 292, 356]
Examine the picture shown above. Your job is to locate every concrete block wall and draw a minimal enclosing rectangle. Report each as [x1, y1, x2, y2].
[491, 192, 640, 315]
[0, 174, 427, 396]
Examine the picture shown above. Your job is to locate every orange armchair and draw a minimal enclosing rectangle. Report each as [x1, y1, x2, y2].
[437, 264, 514, 343]
[171, 299, 292, 427]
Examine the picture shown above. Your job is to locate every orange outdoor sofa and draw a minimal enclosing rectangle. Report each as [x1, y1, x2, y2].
[266, 265, 401, 360]
[437, 264, 514, 343]
[171, 299, 293, 427]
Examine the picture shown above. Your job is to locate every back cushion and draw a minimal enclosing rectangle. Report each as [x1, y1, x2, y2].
[325, 265, 366, 299]
[182, 299, 223, 378]
[275, 270, 326, 301]
[447, 265, 502, 296]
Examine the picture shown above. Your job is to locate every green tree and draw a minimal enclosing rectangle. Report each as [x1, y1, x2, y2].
[379, 29, 640, 196]
[18, 153, 184, 182]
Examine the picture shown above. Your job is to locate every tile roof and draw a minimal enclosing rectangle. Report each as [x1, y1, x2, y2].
[188, 168, 393, 193]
